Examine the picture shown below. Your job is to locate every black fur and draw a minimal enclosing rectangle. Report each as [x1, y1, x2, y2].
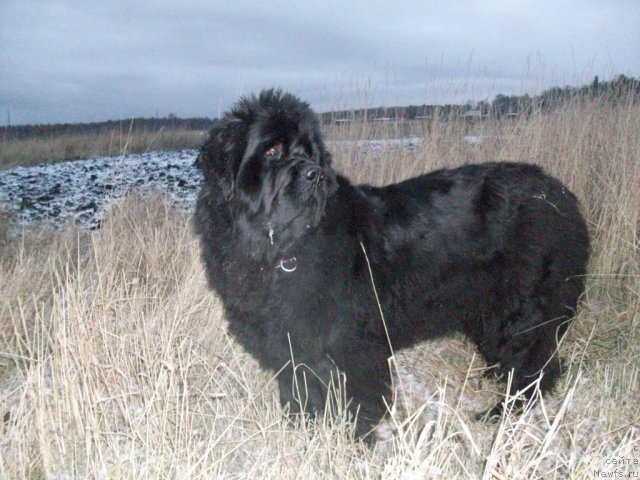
[194, 89, 590, 438]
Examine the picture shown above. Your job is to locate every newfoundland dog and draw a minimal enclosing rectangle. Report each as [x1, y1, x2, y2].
[194, 89, 589, 439]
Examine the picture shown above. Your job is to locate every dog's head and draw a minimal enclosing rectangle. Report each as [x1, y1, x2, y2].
[197, 89, 337, 256]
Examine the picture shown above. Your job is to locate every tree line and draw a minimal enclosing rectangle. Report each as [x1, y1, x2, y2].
[1, 115, 215, 141]
[322, 74, 640, 123]
[489, 74, 639, 118]
[3, 74, 638, 139]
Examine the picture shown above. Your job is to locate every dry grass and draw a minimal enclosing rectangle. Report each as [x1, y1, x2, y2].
[0, 129, 207, 169]
[1, 97, 638, 478]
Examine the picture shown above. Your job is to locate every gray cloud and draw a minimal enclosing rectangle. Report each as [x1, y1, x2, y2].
[1, 0, 638, 125]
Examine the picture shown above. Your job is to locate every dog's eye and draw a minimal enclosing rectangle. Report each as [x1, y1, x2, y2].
[265, 146, 281, 158]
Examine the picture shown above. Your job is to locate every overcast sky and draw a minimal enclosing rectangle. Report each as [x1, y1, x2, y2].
[1, 0, 639, 125]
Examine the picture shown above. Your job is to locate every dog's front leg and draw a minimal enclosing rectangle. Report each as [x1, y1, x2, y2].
[331, 345, 392, 439]
[277, 357, 337, 418]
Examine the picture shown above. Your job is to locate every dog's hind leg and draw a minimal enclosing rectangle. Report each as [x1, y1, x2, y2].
[477, 303, 568, 421]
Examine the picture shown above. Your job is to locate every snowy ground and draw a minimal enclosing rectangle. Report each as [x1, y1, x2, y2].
[0, 149, 202, 230]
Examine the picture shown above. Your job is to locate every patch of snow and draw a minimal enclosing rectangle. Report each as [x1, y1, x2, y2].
[329, 137, 423, 149]
[0, 149, 201, 230]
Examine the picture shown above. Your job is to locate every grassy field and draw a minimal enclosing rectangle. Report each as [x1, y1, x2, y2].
[0, 128, 206, 169]
[0, 97, 638, 478]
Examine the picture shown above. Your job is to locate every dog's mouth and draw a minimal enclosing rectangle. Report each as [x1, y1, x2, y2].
[269, 158, 332, 206]
[258, 159, 334, 240]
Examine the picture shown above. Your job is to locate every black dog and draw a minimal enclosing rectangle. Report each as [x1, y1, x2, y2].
[194, 89, 589, 438]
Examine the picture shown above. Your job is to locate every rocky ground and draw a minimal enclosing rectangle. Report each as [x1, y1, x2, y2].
[0, 149, 201, 230]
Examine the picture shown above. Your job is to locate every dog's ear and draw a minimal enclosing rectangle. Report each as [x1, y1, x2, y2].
[319, 143, 332, 167]
[196, 119, 245, 200]
[313, 131, 332, 167]
[301, 113, 331, 168]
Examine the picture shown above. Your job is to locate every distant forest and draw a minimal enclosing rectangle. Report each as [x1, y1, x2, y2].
[322, 74, 640, 123]
[2, 74, 638, 140]
[0, 115, 215, 141]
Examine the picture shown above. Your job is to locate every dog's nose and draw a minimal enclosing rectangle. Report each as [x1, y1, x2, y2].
[304, 165, 324, 183]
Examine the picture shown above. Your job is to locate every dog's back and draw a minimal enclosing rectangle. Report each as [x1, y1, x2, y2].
[359, 161, 589, 400]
